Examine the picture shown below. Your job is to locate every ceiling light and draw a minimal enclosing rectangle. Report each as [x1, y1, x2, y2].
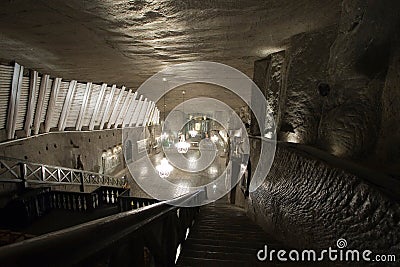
[188, 129, 198, 137]
[211, 135, 218, 143]
[156, 157, 173, 178]
[176, 135, 190, 154]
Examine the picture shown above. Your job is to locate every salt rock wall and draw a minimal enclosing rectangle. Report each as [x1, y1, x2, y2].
[375, 41, 400, 175]
[319, 0, 400, 159]
[248, 141, 400, 255]
[281, 27, 338, 145]
[253, 51, 285, 135]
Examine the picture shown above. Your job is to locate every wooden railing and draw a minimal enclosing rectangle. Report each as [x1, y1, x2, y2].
[48, 190, 99, 212]
[0, 156, 125, 189]
[0, 190, 205, 267]
[92, 186, 127, 206]
[2, 186, 132, 228]
[119, 195, 159, 212]
[1, 187, 52, 227]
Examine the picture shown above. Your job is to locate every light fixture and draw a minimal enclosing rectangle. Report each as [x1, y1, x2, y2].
[161, 132, 169, 140]
[175, 90, 190, 153]
[156, 157, 173, 178]
[156, 77, 173, 178]
[210, 134, 218, 143]
[176, 135, 190, 153]
[188, 129, 198, 137]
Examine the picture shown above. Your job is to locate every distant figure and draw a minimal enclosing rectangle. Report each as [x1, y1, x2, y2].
[76, 155, 84, 170]
[122, 177, 130, 189]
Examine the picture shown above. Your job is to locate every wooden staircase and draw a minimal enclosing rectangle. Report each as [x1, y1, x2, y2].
[177, 202, 297, 267]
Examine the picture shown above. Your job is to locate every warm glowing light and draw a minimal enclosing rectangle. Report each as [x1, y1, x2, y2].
[286, 133, 299, 143]
[156, 157, 173, 178]
[264, 131, 273, 138]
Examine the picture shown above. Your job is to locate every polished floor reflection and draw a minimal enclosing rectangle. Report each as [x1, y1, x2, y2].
[150, 148, 227, 188]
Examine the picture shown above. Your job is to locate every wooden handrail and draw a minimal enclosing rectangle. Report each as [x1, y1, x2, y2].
[0, 155, 123, 180]
[0, 156, 125, 188]
[0, 190, 204, 267]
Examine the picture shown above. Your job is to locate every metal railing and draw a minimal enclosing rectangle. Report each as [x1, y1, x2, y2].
[0, 190, 205, 267]
[0, 156, 125, 188]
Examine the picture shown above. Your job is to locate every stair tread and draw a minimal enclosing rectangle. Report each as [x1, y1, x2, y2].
[177, 202, 287, 267]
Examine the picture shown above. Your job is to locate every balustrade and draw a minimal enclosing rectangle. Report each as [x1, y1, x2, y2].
[0, 190, 205, 267]
[0, 156, 124, 188]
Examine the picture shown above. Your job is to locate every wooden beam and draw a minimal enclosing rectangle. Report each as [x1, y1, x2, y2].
[58, 80, 77, 131]
[99, 84, 116, 130]
[141, 101, 152, 126]
[147, 102, 156, 125]
[114, 90, 133, 129]
[6, 63, 24, 139]
[147, 105, 155, 126]
[153, 107, 159, 125]
[121, 92, 137, 127]
[124, 93, 139, 127]
[89, 83, 107, 130]
[128, 95, 143, 126]
[144, 102, 155, 126]
[156, 109, 160, 124]
[122, 93, 137, 127]
[151, 108, 158, 125]
[24, 70, 38, 137]
[136, 98, 149, 127]
[33, 74, 50, 135]
[150, 105, 158, 125]
[107, 86, 125, 129]
[44, 77, 62, 133]
[76, 82, 92, 131]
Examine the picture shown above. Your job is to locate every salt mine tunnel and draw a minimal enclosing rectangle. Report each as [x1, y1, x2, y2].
[0, 1, 399, 266]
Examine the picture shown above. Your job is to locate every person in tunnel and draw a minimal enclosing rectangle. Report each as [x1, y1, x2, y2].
[76, 154, 84, 170]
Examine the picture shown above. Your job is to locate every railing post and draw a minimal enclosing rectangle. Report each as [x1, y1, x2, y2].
[79, 172, 84, 192]
[41, 165, 46, 182]
[19, 162, 28, 190]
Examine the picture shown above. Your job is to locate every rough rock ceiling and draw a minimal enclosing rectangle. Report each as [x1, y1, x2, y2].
[0, 0, 341, 111]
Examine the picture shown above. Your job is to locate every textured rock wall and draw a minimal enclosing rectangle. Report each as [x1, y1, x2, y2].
[319, 0, 400, 159]
[279, 27, 337, 144]
[248, 140, 400, 255]
[253, 51, 285, 135]
[375, 41, 400, 175]
[271, 0, 400, 174]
